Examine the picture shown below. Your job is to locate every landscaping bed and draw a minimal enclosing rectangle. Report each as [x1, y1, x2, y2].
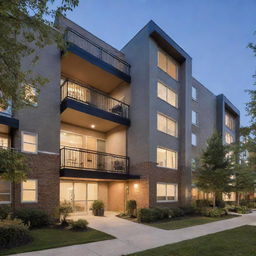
[127, 225, 256, 256]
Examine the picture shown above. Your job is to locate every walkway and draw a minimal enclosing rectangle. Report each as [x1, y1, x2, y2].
[14, 211, 256, 256]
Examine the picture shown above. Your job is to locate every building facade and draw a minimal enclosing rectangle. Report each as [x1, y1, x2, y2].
[0, 17, 240, 213]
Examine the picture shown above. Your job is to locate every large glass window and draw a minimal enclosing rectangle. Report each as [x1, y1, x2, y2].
[0, 135, 9, 148]
[24, 85, 38, 107]
[158, 49, 179, 80]
[21, 131, 38, 153]
[192, 111, 198, 126]
[192, 133, 197, 146]
[192, 86, 197, 101]
[157, 183, 178, 202]
[157, 147, 177, 169]
[225, 112, 235, 130]
[21, 179, 38, 203]
[225, 132, 234, 144]
[0, 179, 11, 204]
[157, 81, 177, 108]
[157, 113, 177, 137]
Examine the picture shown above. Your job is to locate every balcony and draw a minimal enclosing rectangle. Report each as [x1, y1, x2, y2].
[60, 79, 130, 131]
[61, 28, 131, 92]
[60, 147, 138, 180]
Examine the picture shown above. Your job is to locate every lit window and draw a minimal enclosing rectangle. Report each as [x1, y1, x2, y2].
[225, 132, 234, 144]
[157, 81, 177, 108]
[157, 113, 177, 137]
[192, 111, 198, 126]
[157, 183, 178, 202]
[0, 179, 11, 204]
[0, 135, 9, 148]
[21, 179, 38, 203]
[192, 86, 197, 101]
[21, 131, 38, 153]
[157, 147, 177, 169]
[24, 85, 38, 106]
[158, 49, 179, 80]
[225, 112, 235, 130]
[192, 133, 197, 146]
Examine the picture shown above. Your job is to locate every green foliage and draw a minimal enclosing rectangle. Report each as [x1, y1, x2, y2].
[194, 132, 233, 207]
[0, 0, 79, 110]
[171, 207, 185, 218]
[14, 208, 50, 228]
[0, 205, 11, 220]
[180, 206, 197, 215]
[126, 200, 137, 217]
[69, 219, 88, 231]
[58, 201, 73, 225]
[234, 206, 251, 214]
[91, 200, 104, 210]
[195, 199, 212, 208]
[199, 207, 226, 217]
[0, 218, 32, 249]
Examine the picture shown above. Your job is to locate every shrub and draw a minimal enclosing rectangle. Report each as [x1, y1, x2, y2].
[0, 219, 32, 249]
[70, 219, 88, 231]
[58, 201, 73, 226]
[171, 207, 185, 218]
[199, 207, 226, 217]
[14, 208, 50, 228]
[216, 199, 226, 208]
[126, 200, 137, 217]
[137, 208, 171, 223]
[180, 206, 196, 215]
[196, 199, 211, 208]
[0, 205, 11, 220]
[234, 206, 251, 214]
[92, 200, 104, 210]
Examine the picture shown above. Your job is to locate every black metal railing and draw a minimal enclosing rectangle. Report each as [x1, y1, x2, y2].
[61, 79, 129, 119]
[60, 147, 129, 174]
[64, 28, 130, 75]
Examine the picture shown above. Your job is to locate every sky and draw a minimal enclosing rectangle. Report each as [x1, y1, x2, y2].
[64, 0, 256, 127]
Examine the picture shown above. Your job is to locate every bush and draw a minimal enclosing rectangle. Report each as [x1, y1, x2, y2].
[0, 205, 11, 220]
[91, 200, 104, 210]
[137, 208, 160, 223]
[0, 219, 32, 249]
[14, 208, 50, 228]
[58, 201, 73, 225]
[180, 206, 196, 215]
[216, 199, 226, 208]
[199, 207, 226, 217]
[196, 199, 211, 208]
[70, 219, 88, 231]
[234, 206, 251, 214]
[126, 200, 137, 217]
[171, 207, 185, 218]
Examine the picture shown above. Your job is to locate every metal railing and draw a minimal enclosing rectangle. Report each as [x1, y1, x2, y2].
[60, 147, 129, 174]
[61, 79, 129, 119]
[65, 28, 130, 75]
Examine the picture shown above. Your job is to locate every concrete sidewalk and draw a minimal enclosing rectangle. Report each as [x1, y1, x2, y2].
[13, 211, 256, 256]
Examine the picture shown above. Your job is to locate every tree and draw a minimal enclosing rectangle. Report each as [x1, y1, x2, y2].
[0, 148, 29, 212]
[194, 132, 233, 207]
[0, 0, 79, 110]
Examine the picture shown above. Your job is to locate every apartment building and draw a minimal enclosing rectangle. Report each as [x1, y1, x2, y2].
[0, 16, 240, 213]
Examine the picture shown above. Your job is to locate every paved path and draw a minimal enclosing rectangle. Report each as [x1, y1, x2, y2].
[14, 211, 256, 256]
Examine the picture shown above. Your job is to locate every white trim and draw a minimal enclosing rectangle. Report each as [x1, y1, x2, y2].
[21, 179, 38, 203]
[156, 182, 178, 202]
[156, 146, 178, 170]
[38, 150, 59, 155]
[21, 131, 38, 154]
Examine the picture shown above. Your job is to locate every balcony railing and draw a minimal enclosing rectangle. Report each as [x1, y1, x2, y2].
[61, 79, 129, 119]
[64, 28, 130, 76]
[60, 147, 129, 174]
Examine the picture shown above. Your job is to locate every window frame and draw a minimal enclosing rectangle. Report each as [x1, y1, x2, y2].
[156, 182, 178, 202]
[157, 81, 178, 108]
[24, 84, 38, 107]
[0, 179, 11, 204]
[156, 147, 178, 170]
[192, 133, 197, 146]
[192, 110, 199, 126]
[192, 86, 198, 101]
[21, 131, 38, 154]
[157, 112, 178, 137]
[225, 112, 235, 131]
[21, 179, 38, 203]
[225, 132, 234, 144]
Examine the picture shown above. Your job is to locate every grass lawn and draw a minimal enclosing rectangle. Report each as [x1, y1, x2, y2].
[127, 225, 256, 256]
[147, 215, 238, 230]
[0, 227, 115, 256]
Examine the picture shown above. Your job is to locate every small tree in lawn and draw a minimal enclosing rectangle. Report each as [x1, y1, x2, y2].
[194, 132, 233, 207]
[0, 148, 29, 212]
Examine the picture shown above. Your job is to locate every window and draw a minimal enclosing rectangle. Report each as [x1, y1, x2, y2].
[192, 111, 198, 126]
[0, 135, 9, 148]
[157, 183, 178, 202]
[192, 86, 197, 101]
[157, 147, 177, 169]
[157, 81, 177, 108]
[21, 131, 38, 153]
[158, 49, 179, 80]
[157, 113, 177, 137]
[21, 179, 38, 203]
[225, 132, 234, 144]
[192, 133, 197, 146]
[24, 85, 38, 106]
[0, 179, 11, 204]
[225, 112, 235, 130]
[191, 158, 197, 171]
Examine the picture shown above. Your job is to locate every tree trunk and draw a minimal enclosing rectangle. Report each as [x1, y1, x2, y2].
[237, 192, 240, 206]
[212, 193, 216, 207]
[11, 181, 16, 214]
